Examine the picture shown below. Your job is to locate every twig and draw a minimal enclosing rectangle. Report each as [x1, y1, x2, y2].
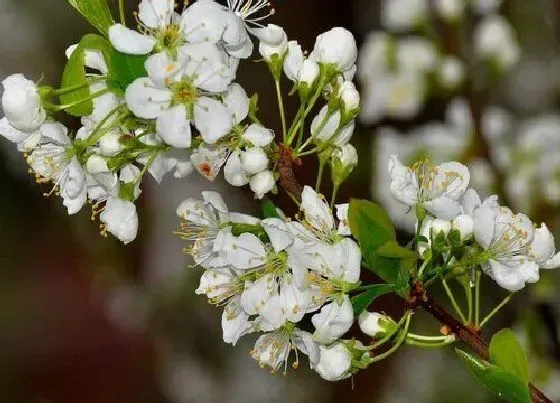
[408, 282, 552, 403]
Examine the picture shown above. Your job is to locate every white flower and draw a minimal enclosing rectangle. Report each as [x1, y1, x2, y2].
[472, 0, 503, 14]
[474, 14, 520, 70]
[2, 74, 46, 132]
[98, 130, 124, 157]
[0, 117, 42, 152]
[434, 0, 464, 21]
[227, 0, 275, 28]
[417, 217, 452, 255]
[252, 24, 288, 62]
[385, 71, 426, 120]
[100, 197, 139, 244]
[86, 154, 119, 194]
[529, 224, 560, 269]
[243, 123, 275, 147]
[222, 83, 250, 125]
[221, 297, 253, 345]
[388, 156, 470, 220]
[474, 204, 539, 291]
[191, 145, 229, 181]
[241, 147, 269, 175]
[224, 150, 249, 186]
[452, 214, 474, 240]
[109, 24, 157, 55]
[26, 123, 87, 215]
[311, 106, 355, 146]
[339, 81, 360, 116]
[381, 0, 428, 32]
[109, 0, 177, 55]
[125, 43, 235, 144]
[251, 328, 319, 373]
[359, 311, 389, 338]
[311, 295, 353, 344]
[176, 191, 257, 269]
[313, 342, 352, 381]
[182, 0, 255, 59]
[283, 41, 320, 86]
[249, 170, 275, 199]
[310, 27, 357, 76]
[396, 38, 438, 73]
[438, 56, 465, 90]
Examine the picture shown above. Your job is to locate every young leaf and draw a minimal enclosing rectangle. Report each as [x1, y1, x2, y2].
[366, 241, 416, 296]
[60, 43, 92, 117]
[261, 199, 282, 219]
[68, 0, 114, 36]
[350, 284, 395, 316]
[489, 329, 530, 385]
[109, 50, 148, 91]
[456, 349, 531, 403]
[349, 199, 396, 257]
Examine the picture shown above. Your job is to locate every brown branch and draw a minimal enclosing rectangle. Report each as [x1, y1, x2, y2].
[277, 143, 303, 202]
[409, 283, 553, 403]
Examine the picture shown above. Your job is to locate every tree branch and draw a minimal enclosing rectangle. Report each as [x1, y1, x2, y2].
[277, 144, 303, 202]
[409, 283, 553, 403]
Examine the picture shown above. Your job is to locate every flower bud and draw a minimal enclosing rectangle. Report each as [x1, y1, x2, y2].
[340, 81, 360, 114]
[241, 147, 269, 175]
[253, 24, 288, 78]
[358, 311, 392, 338]
[86, 154, 110, 175]
[99, 130, 124, 156]
[431, 218, 452, 237]
[310, 27, 357, 74]
[330, 144, 358, 186]
[2, 74, 46, 132]
[452, 213, 474, 240]
[314, 342, 352, 382]
[299, 59, 320, 87]
[243, 124, 274, 147]
[249, 170, 275, 199]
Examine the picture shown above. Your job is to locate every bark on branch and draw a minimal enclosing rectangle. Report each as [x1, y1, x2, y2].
[408, 283, 552, 403]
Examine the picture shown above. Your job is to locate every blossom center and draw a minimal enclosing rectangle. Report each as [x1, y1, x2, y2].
[171, 77, 199, 105]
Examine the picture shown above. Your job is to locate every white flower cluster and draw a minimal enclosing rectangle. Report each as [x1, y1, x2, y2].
[389, 156, 560, 292]
[176, 186, 365, 380]
[359, 0, 520, 124]
[0, 0, 359, 245]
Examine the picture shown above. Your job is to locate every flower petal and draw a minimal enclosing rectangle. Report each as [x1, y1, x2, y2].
[156, 104, 192, 148]
[108, 24, 156, 55]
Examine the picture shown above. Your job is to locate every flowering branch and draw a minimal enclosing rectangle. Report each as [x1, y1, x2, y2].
[408, 282, 552, 403]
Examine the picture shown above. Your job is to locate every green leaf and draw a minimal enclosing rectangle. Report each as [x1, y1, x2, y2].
[68, 0, 114, 36]
[60, 40, 93, 117]
[367, 241, 416, 296]
[109, 50, 148, 91]
[261, 199, 282, 219]
[490, 329, 530, 385]
[350, 284, 395, 316]
[349, 199, 396, 256]
[456, 349, 531, 403]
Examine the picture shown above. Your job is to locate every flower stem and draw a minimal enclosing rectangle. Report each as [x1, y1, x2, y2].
[371, 313, 411, 362]
[475, 271, 481, 327]
[118, 0, 126, 25]
[405, 337, 455, 349]
[479, 292, 514, 328]
[330, 185, 339, 209]
[442, 278, 467, 324]
[275, 79, 287, 142]
[315, 158, 325, 191]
